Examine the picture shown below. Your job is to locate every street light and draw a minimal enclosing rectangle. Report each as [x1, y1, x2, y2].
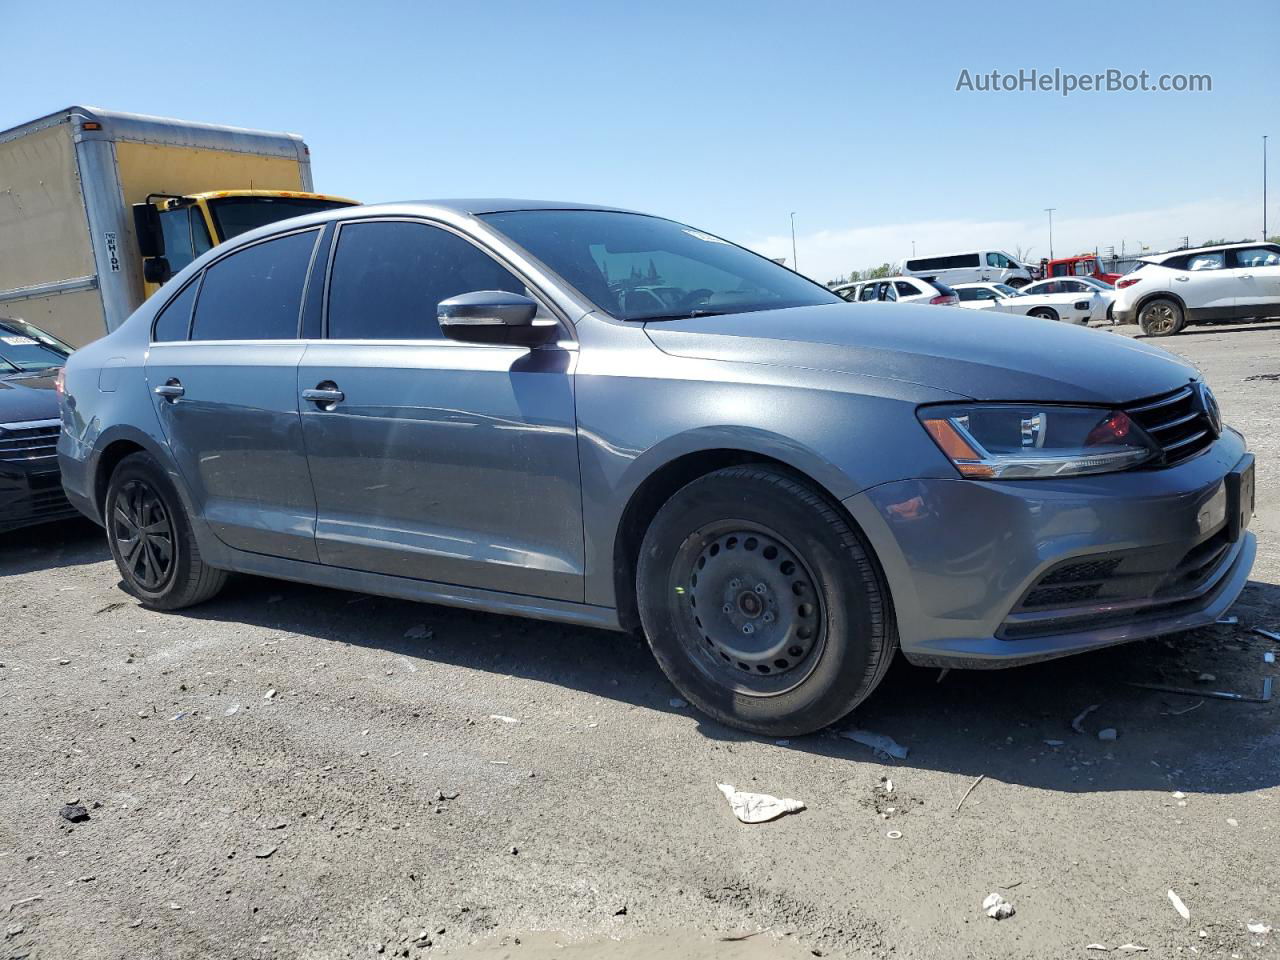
[1265, 135, 1270, 240]
[911, 240, 916, 257]
[790, 212, 798, 272]
[1044, 208, 1056, 260]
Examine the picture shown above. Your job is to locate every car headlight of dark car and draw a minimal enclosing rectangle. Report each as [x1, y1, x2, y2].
[918, 404, 1159, 479]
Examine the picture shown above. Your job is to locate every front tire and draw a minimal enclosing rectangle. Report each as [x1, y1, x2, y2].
[1138, 297, 1185, 336]
[104, 452, 227, 610]
[636, 465, 895, 736]
[1028, 307, 1058, 321]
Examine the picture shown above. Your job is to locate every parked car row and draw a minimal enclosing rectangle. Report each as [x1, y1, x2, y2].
[50, 199, 1255, 738]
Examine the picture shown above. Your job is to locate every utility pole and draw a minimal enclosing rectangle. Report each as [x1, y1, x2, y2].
[912, 240, 916, 257]
[790, 212, 798, 272]
[1265, 135, 1270, 240]
[1044, 208, 1056, 260]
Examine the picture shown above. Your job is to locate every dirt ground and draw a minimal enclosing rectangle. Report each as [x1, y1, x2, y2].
[2, 320, 1277, 960]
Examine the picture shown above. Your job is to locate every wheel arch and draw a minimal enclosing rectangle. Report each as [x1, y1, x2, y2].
[91, 425, 176, 519]
[1134, 289, 1187, 315]
[610, 444, 862, 635]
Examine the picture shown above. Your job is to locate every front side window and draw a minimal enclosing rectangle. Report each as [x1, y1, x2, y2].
[1231, 245, 1280, 268]
[0, 317, 72, 372]
[157, 206, 214, 274]
[190, 230, 317, 341]
[957, 288, 991, 301]
[986, 252, 1013, 268]
[326, 221, 526, 340]
[481, 210, 840, 321]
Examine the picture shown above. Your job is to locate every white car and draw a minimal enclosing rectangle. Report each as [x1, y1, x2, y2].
[1020, 277, 1116, 324]
[952, 282, 1100, 325]
[833, 276, 959, 305]
[1111, 241, 1280, 336]
[898, 249, 1034, 288]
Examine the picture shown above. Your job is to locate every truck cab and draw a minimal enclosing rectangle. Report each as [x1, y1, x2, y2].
[134, 190, 356, 294]
[1041, 254, 1121, 286]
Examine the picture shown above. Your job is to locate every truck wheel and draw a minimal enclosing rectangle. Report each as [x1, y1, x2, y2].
[104, 452, 227, 610]
[636, 465, 896, 737]
[1029, 307, 1058, 321]
[1007, 278, 1029, 289]
[1138, 298, 1185, 336]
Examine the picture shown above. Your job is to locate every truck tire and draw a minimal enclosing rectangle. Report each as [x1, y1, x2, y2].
[104, 451, 227, 610]
[636, 465, 896, 737]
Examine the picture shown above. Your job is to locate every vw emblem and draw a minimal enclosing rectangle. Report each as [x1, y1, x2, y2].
[1196, 382, 1222, 437]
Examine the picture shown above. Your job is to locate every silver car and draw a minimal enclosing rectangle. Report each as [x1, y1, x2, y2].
[57, 201, 1257, 736]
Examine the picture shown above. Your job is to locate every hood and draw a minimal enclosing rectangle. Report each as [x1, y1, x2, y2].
[0, 372, 61, 424]
[644, 302, 1196, 404]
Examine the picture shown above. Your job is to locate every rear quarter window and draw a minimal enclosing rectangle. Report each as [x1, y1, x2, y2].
[152, 278, 200, 342]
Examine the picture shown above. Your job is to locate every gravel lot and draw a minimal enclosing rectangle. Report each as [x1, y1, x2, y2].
[2, 321, 1277, 960]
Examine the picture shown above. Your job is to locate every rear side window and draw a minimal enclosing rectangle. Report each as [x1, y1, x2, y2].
[1186, 252, 1225, 271]
[894, 281, 919, 297]
[326, 221, 525, 340]
[152, 278, 200, 342]
[190, 230, 318, 341]
[906, 253, 980, 271]
[1230, 245, 1280, 268]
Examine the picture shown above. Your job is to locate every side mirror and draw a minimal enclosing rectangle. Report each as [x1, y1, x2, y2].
[132, 203, 165, 259]
[438, 291, 559, 347]
[142, 257, 172, 284]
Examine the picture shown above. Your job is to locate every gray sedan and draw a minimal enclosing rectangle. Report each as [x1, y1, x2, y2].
[57, 200, 1256, 735]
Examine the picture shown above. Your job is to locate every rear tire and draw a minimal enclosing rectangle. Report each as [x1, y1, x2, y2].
[104, 452, 227, 610]
[1006, 278, 1029, 289]
[1138, 297, 1185, 336]
[636, 465, 895, 737]
[1029, 307, 1058, 322]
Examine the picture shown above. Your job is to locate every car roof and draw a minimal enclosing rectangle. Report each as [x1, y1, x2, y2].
[1146, 240, 1275, 264]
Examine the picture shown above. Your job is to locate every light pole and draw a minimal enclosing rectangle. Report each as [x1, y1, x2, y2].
[790, 212, 798, 271]
[1044, 208, 1056, 260]
[911, 240, 916, 257]
[1265, 135, 1269, 240]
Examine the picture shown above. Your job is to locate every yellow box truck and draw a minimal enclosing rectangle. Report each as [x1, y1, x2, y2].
[0, 106, 356, 346]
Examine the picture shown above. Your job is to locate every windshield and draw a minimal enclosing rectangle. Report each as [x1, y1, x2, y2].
[206, 197, 354, 242]
[1078, 276, 1114, 290]
[479, 210, 841, 321]
[0, 317, 73, 373]
[992, 283, 1019, 297]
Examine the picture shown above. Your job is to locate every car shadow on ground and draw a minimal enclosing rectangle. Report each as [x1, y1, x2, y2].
[124, 557, 1280, 799]
[5, 521, 1276, 796]
[1135, 322, 1280, 339]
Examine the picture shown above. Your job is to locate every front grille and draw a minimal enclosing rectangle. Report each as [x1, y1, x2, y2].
[0, 419, 61, 464]
[1125, 385, 1215, 466]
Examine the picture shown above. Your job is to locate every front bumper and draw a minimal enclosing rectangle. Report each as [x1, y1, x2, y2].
[843, 429, 1254, 668]
[0, 421, 79, 534]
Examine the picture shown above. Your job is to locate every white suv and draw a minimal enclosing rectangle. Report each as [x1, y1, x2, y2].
[833, 276, 959, 305]
[1112, 242, 1280, 336]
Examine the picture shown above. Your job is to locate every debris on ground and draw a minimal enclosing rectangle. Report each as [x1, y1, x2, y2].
[668, 697, 688, 709]
[1254, 628, 1280, 642]
[1116, 945, 1149, 953]
[489, 715, 520, 724]
[1216, 616, 1239, 625]
[880, 777, 893, 794]
[434, 790, 460, 801]
[839, 729, 909, 760]
[886, 830, 902, 840]
[1071, 704, 1100, 734]
[1247, 922, 1272, 935]
[1044, 739, 1065, 746]
[255, 845, 278, 859]
[717, 783, 805, 823]
[404, 624, 432, 640]
[1098, 728, 1118, 741]
[955, 774, 986, 811]
[1085, 945, 1108, 952]
[982, 892, 1015, 919]
[264, 689, 277, 700]
[1165, 700, 1204, 716]
[1196, 672, 1216, 683]
[59, 803, 89, 823]
[1168, 888, 1191, 922]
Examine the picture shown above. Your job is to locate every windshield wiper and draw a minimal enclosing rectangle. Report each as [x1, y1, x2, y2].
[630, 309, 729, 322]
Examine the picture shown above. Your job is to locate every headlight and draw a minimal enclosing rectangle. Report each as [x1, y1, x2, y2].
[918, 404, 1159, 479]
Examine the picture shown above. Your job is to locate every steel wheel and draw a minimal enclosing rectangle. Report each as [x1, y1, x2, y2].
[111, 478, 175, 591]
[671, 521, 826, 697]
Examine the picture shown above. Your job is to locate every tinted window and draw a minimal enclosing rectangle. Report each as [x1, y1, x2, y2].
[1186, 252, 1225, 271]
[481, 210, 839, 321]
[859, 283, 879, 302]
[190, 230, 317, 341]
[327, 221, 525, 340]
[906, 253, 981, 271]
[894, 281, 919, 297]
[152, 278, 200, 342]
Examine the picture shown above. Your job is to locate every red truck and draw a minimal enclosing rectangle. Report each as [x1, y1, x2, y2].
[1039, 253, 1121, 285]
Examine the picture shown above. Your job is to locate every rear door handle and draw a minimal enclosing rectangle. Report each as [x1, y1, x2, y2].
[154, 379, 184, 401]
[1239, 274, 1254, 279]
[1174, 276, 1189, 281]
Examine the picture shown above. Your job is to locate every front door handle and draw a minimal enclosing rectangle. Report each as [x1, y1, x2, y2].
[1239, 274, 1253, 279]
[1174, 276, 1189, 281]
[154, 379, 184, 401]
[302, 383, 344, 407]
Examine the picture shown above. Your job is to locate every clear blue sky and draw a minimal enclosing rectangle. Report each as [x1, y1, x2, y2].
[4, 0, 1276, 279]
